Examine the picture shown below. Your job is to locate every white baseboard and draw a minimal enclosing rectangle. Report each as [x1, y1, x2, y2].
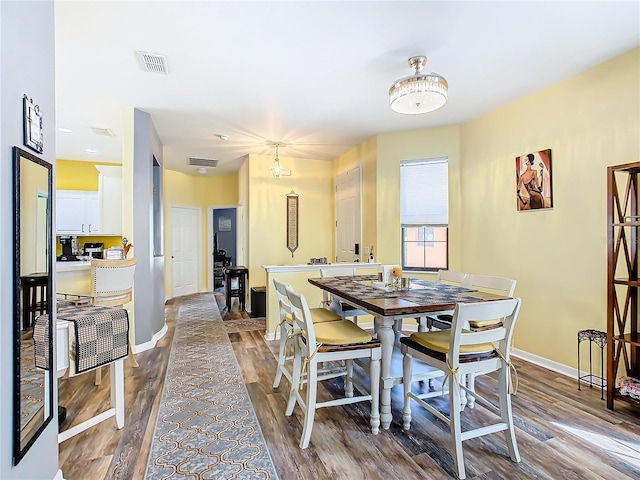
[512, 347, 604, 384]
[132, 323, 168, 354]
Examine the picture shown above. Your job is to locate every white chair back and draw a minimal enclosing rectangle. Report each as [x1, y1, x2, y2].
[449, 298, 521, 370]
[91, 257, 137, 307]
[320, 267, 356, 278]
[436, 269, 468, 286]
[285, 286, 316, 358]
[462, 274, 516, 297]
[273, 278, 293, 324]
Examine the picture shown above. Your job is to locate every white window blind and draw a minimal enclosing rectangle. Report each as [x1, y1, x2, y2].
[400, 158, 448, 225]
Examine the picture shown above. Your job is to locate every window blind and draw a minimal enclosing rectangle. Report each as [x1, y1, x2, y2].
[400, 158, 448, 225]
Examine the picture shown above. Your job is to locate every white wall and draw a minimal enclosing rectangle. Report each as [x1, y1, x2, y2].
[0, 1, 59, 479]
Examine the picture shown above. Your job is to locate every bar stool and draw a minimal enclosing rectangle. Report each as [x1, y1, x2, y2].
[577, 329, 606, 400]
[224, 266, 249, 312]
[21, 272, 48, 330]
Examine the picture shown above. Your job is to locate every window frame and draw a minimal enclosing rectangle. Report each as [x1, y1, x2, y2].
[400, 158, 449, 272]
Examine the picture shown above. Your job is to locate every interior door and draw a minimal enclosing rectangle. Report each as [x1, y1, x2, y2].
[170, 206, 199, 298]
[335, 166, 362, 262]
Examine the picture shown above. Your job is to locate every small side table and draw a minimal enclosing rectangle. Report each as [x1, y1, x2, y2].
[224, 266, 249, 312]
[577, 329, 606, 400]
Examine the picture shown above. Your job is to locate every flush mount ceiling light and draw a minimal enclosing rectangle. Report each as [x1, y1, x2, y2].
[269, 143, 291, 178]
[389, 56, 448, 114]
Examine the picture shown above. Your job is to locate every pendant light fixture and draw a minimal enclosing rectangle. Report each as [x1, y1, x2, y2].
[389, 56, 448, 114]
[269, 143, 291, 178]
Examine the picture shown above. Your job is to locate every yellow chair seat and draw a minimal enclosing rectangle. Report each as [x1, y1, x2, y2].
[285, 308, 341, 325]
[313, 320, 373, 345]
[468, 318, 502, 328]
[409, 330, 494, 355]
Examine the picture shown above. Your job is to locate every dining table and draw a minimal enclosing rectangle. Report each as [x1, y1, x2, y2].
[308, 274, 509, 430]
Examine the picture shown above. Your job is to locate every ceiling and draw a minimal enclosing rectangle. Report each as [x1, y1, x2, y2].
[54, 1, 640, 176]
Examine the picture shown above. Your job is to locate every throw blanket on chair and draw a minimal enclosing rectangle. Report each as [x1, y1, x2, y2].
[58, 305, 129, 375]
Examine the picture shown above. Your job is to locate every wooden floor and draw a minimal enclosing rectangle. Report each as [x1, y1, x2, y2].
[58, 298, 640, 479]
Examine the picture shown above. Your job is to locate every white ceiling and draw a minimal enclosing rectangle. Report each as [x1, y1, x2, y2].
[54, 1, 640, 176]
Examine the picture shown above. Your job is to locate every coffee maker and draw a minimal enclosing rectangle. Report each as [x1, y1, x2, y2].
[83, 242, 104, 259]
[57, 236, 79, 261]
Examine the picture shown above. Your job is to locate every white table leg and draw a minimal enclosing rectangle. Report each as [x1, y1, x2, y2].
[111, 358, 125, 428]
[377, 316, 395, 429]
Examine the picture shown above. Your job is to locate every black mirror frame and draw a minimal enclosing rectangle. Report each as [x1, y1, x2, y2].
[12, 146, 54, 465]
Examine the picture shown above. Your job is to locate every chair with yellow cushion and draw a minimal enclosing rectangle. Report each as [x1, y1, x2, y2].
[400, 298, 521, 480]
[285, 286, 381, 449]
[272, 279, 342, 389]
[429, 274, 516, 331]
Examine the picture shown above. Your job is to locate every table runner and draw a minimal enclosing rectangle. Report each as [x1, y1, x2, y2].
[57, 305, 129, 375]
[315, 274, 483, 304]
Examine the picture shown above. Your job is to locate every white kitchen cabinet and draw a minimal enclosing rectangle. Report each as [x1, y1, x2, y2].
[96, 165, 122, 235]
[56, 190, 101, 235]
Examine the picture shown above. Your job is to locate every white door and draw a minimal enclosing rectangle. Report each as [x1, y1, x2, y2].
[335, 166, 362, 262]
[170, 206, 199, 298]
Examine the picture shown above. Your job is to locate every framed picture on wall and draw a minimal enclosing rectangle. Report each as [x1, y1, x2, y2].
[516, 149, 552, 211]
[23, 95, 43, 154]
[218, 216, 231, 231]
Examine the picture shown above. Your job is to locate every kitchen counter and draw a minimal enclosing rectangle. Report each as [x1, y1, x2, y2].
[263, 262, 379, 273]
[56, 261, 91, 272]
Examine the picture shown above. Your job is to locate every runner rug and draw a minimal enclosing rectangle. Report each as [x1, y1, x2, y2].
[145, 293, 279, 479]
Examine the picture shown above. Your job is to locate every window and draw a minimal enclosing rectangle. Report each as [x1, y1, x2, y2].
[400, 158, 448, 271]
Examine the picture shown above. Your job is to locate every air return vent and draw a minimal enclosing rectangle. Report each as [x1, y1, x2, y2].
[90, 127, 115, 136]
[135, 51, 169, 74]
[188, 157, 218, 168]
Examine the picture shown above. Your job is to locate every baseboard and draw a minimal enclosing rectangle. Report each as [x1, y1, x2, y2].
[132, 323, 168, 354]
[512, 347, 593, 381]
[54, 469, 66, 480]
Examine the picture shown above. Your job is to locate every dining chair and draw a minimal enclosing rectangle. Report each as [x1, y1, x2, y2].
[429, 274, 516, 331]
[400, 297, 522, 480]
[89, 257, 138, 385]
[412, 269, 468, 332]
[285, 285, 381, 449]
[319, 267, 369, 325]
[271, 278, 342, 389]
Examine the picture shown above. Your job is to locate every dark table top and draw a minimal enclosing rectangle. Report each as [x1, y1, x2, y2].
[308, 274, 508, 317]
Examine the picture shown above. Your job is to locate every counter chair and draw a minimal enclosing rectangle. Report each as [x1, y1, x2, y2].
[285, 286, 381, 449]
[429, 274, 516, 331]
[400, 298, 522, 480]
[65, 258, 138, 385]
[272, 279, 343, 389]
[319, 267, 368, 325]
[21, 272, 48, 331]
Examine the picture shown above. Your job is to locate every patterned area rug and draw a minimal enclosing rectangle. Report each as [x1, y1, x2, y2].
[145, 293, 279, 479]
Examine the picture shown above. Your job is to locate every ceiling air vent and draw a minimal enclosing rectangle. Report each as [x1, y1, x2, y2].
[135, 51, 169, 74]
[188, 157, 218, 168]
[90, 127, 115, 136]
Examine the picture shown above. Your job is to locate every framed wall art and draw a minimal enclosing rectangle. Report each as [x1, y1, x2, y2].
[516, 148, 552, 211]
[23, 95, 43, 154]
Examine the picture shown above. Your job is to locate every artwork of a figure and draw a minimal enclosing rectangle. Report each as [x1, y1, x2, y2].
[516, 149, 552, 211]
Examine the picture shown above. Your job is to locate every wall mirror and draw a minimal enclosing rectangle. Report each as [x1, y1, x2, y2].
[13, 146, 53, 465]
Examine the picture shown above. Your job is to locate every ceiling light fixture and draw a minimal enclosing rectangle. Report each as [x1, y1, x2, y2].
[214, 133, 229, 141]
[269, 143, 291, 178]
[389, 56, 448, 114]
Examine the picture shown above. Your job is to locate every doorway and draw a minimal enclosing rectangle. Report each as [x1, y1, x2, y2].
[335, 166, 362, 262]
[169, 205, 200, 298]
[211, 207, 237, 291]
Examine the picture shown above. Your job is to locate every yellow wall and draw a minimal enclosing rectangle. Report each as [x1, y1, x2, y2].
[458, 47, 640, 370]
[375, 125, 463, 271]
[163, 169, 239, 296]
[55, 159, 119, 190]
[247, 153, 335, 291]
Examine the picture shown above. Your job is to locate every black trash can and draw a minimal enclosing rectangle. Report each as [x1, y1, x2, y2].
[250, 286, 266, 317]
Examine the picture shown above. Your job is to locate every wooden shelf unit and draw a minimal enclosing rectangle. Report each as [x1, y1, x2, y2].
[607, 161, 640, 410]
